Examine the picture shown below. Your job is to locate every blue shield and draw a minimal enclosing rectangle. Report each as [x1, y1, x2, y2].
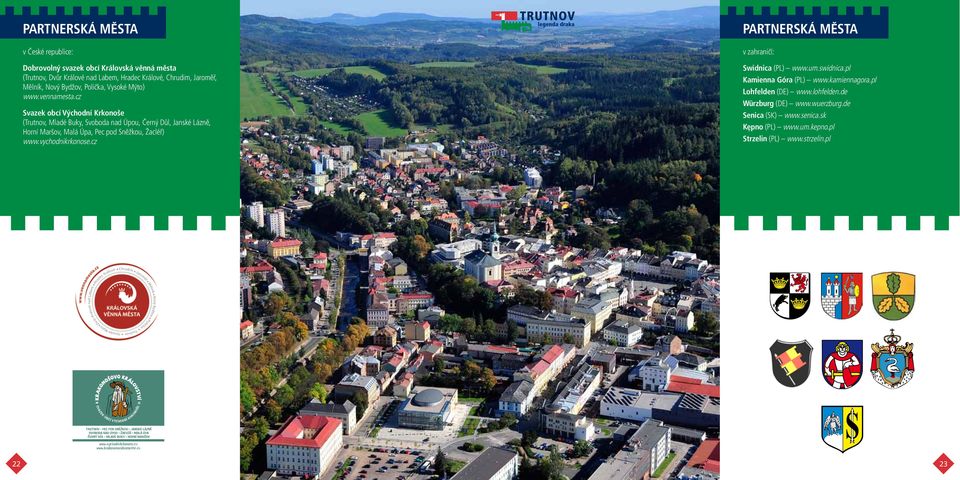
[878, 352, 907, 385]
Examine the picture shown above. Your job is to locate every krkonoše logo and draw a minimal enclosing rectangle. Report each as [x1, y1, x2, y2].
[77, 263, 157, 340]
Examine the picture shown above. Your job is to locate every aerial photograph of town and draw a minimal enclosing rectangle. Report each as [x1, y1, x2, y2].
[238, 2, 720, 479]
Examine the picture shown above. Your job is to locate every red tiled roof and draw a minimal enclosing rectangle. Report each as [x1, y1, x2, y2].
[686, 439, 720, 473]
[540, 344, 563, 364]
[240, 321, 254, 330]
[528, 359, 550, 376]
[361, 232, 397, 241]
[270, 238, 302, 248]
[547, 287, 578, 298]
[267, 415, 341, 448]
[666, 381, 720, 398]
[401, 293, 433, 300]
[240, 260, 274, 274]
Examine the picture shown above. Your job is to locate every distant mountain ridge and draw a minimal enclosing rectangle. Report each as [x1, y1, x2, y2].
[299, 6, 718, 28]
[300, 12, 483, 25]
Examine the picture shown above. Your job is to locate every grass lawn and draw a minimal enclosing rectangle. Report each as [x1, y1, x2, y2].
[447, 460, 467, 474]
[321, 120, 355, 135]
[517, 63, 569, 75]
[411, 61, 478, 68]
[601, 428, 612, 436]
[370, 426, 381, 438]
[250, 60, 273, 68]
[293, 65, 387, 80]
[468, 405, 480, 416]
[269, 74, 309, 115]
[458, 418, 480, 437]
[240, 71, 292, 120]
[459, 397, 485, 404]
[652, 452, 676, 478]
[354, 109, 408, 137]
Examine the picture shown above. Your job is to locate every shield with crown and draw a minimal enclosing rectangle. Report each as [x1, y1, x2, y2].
[870, 329, 914, 388]
[770, 272, 810, 319]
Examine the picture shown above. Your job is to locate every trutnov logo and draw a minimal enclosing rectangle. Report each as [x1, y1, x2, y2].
[490, 10, 576, 32]
[76, 263, 158, 340]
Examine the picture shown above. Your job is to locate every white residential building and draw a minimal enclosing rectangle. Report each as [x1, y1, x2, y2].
[604, 321, 643, 347]
[266, 209, 286, 238]
[524, 167, 543, 188]
[246, 201, 265, 227]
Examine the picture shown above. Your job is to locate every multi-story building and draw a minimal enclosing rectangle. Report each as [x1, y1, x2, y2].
[548, 364, 602, 415]
[267, 238, 302, 258]
[513, 344, 577, 399]
[604, 321, 643, 347]
[506, 304, 550, 327]
[373, 326, 398, 347]
[404, 320, 431, 342]
[397, 387, 458, 430]
[525, 313, 591, 347]
[299, 399, 358, 435]
[654, 335, 684, 355]
[240, 320, 254, 340]
[266, 209, 286, 238]
[334, 373, 380, 405]
[544, 412, 595, 442]
[367, 298, 391, 328]
[600, 387, 677, 423]
[523, 167, 543, 188]
[571, 295, 615, 334]
[635, 355, 673, 392]
[587, 420, 672, 480]
[498, 380, 534, 416]
[450, 446, 520, 480]
[428, 217, 460, 243]
[246, 201, 264, 227]
[360, 232, 397, 250]
[430, 239, 482, 266]
[396, 293, 434, 314]
[266, 415, 343, 477]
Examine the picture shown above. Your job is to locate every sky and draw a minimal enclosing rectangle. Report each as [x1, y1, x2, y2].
[239, 0, 717, 19]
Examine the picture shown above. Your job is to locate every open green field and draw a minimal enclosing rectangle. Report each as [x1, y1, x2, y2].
[240, 71, 293, 120]
[250, 60, 273, 68]
[292, 65, 387, 80]
[517, 63, 568, 74]
[355, 109, 408, 137]
[269, 74, 309, 115]
[321, 121, 355, 135]
[412, 61, 478, 68]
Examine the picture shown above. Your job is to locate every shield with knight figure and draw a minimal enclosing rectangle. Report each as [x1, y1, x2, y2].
[821, 273, 863, 319]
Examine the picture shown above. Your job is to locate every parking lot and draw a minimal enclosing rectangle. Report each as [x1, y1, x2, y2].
[327, 445, 434, 480]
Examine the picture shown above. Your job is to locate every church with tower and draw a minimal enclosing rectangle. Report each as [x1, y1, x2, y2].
[464, 222, 503, 283]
